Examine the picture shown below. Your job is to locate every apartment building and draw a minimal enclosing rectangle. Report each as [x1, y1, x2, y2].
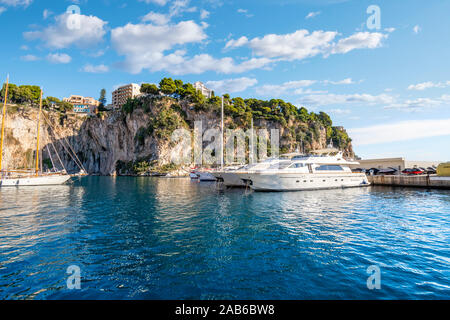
[112, 83, 141, 109]
[63, 95, 100, 107]
[193, 81, 213, 99]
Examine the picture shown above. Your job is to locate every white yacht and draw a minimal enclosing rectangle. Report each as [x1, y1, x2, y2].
[237, 151, 370, 192]
[213, 159, 286, 187]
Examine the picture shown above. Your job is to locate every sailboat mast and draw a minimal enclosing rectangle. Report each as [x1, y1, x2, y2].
[221, 96, 224, 170]
[250, 117, 254, 164]
[0, 75, 9, 173]
[35, 88, 43, 176]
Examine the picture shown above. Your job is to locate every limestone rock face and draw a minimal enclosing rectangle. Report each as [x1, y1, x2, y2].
[2, 101, 355, 176]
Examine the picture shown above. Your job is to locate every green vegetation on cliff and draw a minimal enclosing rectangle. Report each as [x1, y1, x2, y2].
[1, 83, 73, 113]
[123, 77, 352, 155]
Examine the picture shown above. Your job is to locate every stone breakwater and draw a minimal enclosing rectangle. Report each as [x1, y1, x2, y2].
[369, 175, 450, 189]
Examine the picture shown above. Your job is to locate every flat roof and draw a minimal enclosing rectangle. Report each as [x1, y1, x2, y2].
[359, 158, 405, 162]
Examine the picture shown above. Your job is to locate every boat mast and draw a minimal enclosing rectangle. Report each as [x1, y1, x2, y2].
[221, 96, 224, 170]
[250, 117, 254, 164]
[0, 74, 9, 173]
[35, 88, 43, 176]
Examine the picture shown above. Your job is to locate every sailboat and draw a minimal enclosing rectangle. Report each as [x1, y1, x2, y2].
[0, 75, 72, 187]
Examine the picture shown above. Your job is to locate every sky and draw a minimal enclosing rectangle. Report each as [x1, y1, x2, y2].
[0, 0, 449, 161]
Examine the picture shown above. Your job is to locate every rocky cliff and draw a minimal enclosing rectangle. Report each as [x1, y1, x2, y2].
[2, 97, 355, 176]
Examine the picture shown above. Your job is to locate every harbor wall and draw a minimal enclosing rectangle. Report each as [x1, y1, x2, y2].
[369, 175, 450, 189]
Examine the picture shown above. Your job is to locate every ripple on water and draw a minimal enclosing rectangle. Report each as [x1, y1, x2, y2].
[0, 178, 449, 299]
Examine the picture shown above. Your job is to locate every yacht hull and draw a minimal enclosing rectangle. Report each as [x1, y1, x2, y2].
[244, 173, 370, 191]
[0, 175, 72, 187]
[197, 172, 217, 181]
[213, 171, 246, 187]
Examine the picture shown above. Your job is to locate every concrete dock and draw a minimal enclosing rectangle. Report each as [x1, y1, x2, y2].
[368, 175, 450, 189]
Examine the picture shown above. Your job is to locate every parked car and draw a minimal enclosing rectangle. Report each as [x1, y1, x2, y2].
[378, 167, 398, 175]
[402, 168, 424, 175]
[426, 167, 437, 174]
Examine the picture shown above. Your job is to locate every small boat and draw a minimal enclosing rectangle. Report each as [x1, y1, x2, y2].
[190, 171, 199, 179]
[0, 75, 71, 187]
[196, 171, 217, 181]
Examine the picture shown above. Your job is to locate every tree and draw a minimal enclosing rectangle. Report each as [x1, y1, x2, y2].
[297, 107, 310, 122]
[99, 89, 107, 106]
[318, 111, 332, 127]
[159, 78, 177, 96]
[180, 83, 196, 99]
[232, 97, 245, 108]
[174, 79, 184, 89]
[141, 83, 159, 95]
[43, 96, 61, 109]
[60, 101, 74, 112]
[192, 89, 205, 104]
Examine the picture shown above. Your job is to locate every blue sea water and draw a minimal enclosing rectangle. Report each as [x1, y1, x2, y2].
[0, 177, 449, 300]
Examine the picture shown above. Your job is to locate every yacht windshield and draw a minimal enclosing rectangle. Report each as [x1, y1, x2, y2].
[315, 165, 344, 171]
[268, 161, 292, 170]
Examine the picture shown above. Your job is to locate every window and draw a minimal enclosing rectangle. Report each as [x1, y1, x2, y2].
[289, 163, 304, 168]
[269, 161, 292, 169]
[315, 165, 344, 171]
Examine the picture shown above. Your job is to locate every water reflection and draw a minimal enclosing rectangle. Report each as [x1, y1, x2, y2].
[0, 178, 449, 299]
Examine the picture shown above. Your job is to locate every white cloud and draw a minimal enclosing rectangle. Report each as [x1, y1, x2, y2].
[141, 0, 196, 25]
[200, 9, 210, 20]
[408, 81, 450, 91]
[306, 11, 321, 19]
[413, 25, 421, 34]
[385, 97, 442, 111]
[142, 11, 170, 25]
[46, 53, 72, 64]
[169, 0, 197, 17]
[323, 78, 355, 85]
[349, 119, 450, 146]
[82, 64, 109, 73]
[24, 13, 108, 49]
[20, 54, 40, 61]
[111, 20, 271, 75]
[162, 55, 271, 75]
[384, 27, 396, 33]
[225, 36, 248, 49]
[206, 77, 258, 94]
[0, 0, 32, 7]
[0, 7, 5, 14]
[42, 9, 52, 20]
[111, 20, 207, 74]
[139, 0, 168, 5]
[237, 8, 253, 17]
[330, 32, 387, 54]
[247, 30, 338, 60]
[328, 108, 351, 115]
[226, 30, 388, 61]
[255, 78, 357, 96]
[298, 93, 395, 106]
[256, 80, 317, 96]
